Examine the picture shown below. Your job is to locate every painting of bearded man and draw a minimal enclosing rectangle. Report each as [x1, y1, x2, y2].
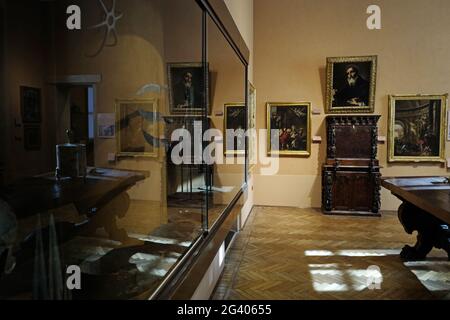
[326, 56, 377, 114]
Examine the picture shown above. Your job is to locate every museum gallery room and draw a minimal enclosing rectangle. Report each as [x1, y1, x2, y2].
[0, 0, 449, 301]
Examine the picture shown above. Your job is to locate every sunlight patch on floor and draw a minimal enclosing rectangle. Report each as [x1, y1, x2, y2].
[308, 260, 384, 293]
[304, 250, 334, 256]
[405, 261, 450, 292]
[305, 249, 401, 257]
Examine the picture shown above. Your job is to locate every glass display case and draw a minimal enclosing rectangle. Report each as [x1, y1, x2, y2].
[0, 0, 248, 299]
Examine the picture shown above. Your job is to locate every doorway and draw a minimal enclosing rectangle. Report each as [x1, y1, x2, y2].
[68, 86, 95, 166]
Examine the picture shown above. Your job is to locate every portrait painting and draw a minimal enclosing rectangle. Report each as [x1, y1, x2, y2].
[267, 102, 311, 156]
[326, 56, 377, 114]
[167, 62, 209, 114]
[388, 94, 447, 162]
[224, 103, 246, 156]
[21, 86, 41, 123]
[116, 99, 158, 157]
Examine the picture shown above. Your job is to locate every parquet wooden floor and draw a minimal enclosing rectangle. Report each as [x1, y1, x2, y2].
[212, 207, 450, 300]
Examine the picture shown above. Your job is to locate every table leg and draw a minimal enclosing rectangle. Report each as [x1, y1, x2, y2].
[398, 202, 450, 261]
[80, 192, 130, 242]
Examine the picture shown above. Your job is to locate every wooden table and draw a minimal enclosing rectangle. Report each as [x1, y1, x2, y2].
[0, 168, 148, 241]
[0, 168, 147, 218]
[0, 168, 152, 299]
[381, 176, 450, 261]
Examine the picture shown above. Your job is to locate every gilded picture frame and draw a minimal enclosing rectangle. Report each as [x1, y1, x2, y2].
[388, 94, 447, 163]
[116, 99, 159, 158]
[224, 103, 246, 156]
[326, 55, 377, 114]
[267, 102, 311, 157]
[167, 62, 209, 115]
[248, 82, 256, 171]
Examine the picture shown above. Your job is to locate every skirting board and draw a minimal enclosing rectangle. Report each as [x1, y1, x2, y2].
[253, 174, 402, 211]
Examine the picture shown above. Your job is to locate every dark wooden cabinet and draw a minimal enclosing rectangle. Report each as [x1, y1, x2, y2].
[322, 116, 381, 216]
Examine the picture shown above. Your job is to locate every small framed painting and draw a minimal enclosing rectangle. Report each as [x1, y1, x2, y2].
[24, 125, 41, 151]
[21, 86, 41, 123]
[97, 113, 116, 139]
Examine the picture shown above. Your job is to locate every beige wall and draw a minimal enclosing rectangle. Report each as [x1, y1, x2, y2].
[254, 0, 450, 211]
[224, 0, 254, 83]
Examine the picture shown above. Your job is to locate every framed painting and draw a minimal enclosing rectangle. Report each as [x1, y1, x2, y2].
[326, 55, 377, 114]
[24, 125, 41, 151]
[224, 103, 246, 156]
[248, 82, 257, 170]
[21, 86, 41, 123]
[167, 62, 209, 115]
[267, 102, 311, 157]
[116, 99, 159, 157]
[388, 94, 447, 163]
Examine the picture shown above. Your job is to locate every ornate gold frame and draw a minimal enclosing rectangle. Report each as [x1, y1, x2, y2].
[325, 55, 377, 114]
[266, 102, 311, 157]
[116, 98, 159, 158]
[224, 103, 246, 156]
[388, 94, 447, 163]
[248, 82, 257, 171]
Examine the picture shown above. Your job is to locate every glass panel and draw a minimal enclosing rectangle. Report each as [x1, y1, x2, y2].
[0, 0, 205, 300]
[207, 16, 246, 229]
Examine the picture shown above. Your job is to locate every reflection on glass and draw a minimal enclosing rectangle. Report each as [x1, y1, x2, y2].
[0, 0, 209, 300]
[0, 0, 247, 300]
[207, 16, 246, 229]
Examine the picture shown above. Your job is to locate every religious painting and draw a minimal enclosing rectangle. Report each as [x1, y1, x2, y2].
[224, 103, 246, 156]
[388, 94, 447, 162]
[116, 99, 158, 157]
[20, 86, 41, 123]
[326, 56, 377, 114]
[167, 62, 209, 115]
[267, 102, 311, 156]
[248, 82, 257, 170]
